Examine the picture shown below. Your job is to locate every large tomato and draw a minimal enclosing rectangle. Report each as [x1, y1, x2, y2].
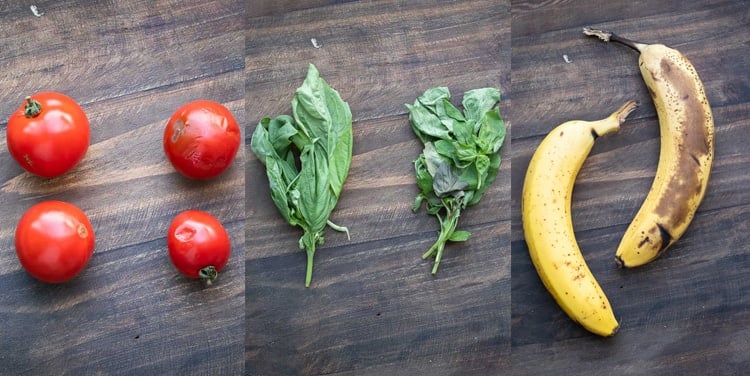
[163, 100, 240, 179]
[167, 210, 231, 285]
[6, 92, 90, 178]
[15, 201, 96, 283]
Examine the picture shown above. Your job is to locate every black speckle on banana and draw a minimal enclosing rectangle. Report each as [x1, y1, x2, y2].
[522, 100, 637, 337]
[584, 28, 714, 268]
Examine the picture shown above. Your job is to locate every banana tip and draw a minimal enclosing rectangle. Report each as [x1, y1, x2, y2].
[614, 255, 624, 268]
[608, 323, 621, 337]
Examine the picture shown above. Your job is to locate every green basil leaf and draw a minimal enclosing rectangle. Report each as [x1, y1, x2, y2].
[424, 142, 468, 197]
[291, 64, 353, 197]
[250, 118, 274, 166]
[449, 230, 471, 242]
[466, 152, 501, 206]
[433, 139, 456, 159]
[407, 102, 450, 142]
[462, 87, 501, 125]
[267, 115, 297, 152]
[417, 86, 451, 108]
[475, 154, 491, 189]
[264, 158, 292, 223]
[414, 155, 435, 196]
[454, 142, 478, 166]
[296, 145, 331, 233]
[477, 109, 506, 154]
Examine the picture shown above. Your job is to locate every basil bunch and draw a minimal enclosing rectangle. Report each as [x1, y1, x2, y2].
[407, 87, 505, 274]
[250, 64, 352, 287]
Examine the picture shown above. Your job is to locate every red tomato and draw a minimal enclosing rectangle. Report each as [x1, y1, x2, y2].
[163, 100, 240, 179]
[15, 201, 96, 283]
[6, 92, 90, 178]
[167, 210, 231, 285]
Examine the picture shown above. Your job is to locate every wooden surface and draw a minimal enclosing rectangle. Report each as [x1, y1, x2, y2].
[246, 1, 510, 374]
[3, 0, 746, 374]
[511, 0, 750, 375]
[0, 1, 245, 374]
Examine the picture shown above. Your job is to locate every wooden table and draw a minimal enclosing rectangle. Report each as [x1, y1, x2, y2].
[511, 0, 750, 374]
[4, 0, 745, 374]
[0, 1, 245, 374]
[246, 0, 510, 374]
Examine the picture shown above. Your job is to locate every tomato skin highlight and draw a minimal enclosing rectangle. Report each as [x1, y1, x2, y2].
[6, 92, 90, 178]
[15, 201, 95, 283]
[167, 210, 231, 284]
[163, 100, 240, 180]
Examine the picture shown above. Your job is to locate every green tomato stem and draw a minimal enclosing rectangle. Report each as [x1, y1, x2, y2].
[198, 265, 218, 286]
[23, 96, 43, 118]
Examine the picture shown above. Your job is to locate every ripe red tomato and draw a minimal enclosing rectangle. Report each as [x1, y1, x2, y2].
[163, 100, 240, 179]
[6, 92, 90, 178]
[15, 201, 96, 283]
[167, 210, 231, 285]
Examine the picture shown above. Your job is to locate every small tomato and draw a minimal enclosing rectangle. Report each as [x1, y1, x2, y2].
[163, 100, 240, 179]
[167, 210, 231, 285]
[6, 92, 91, 178]
[15, 201, 96, 283]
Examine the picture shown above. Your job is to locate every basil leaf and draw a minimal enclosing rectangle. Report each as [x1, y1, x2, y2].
[423, 142, 468, 197]
[296, 145, 332, 233]
[414, 155, 435, 196]
[449, 230, 471, 242]
[466, 152, 501, 206]
[292, 64, 352, 196]
[251, 64, 353, 287]
[417, 86, 451, 107]
[408, 86, 505, 274]
[406, 102, 450, 142]
[462, 87, 501, 126]
[477, 109, 506, 154]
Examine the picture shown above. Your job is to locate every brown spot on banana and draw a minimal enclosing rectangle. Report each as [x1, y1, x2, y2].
[645, 49, 713, 247]
[583, 28, 714, 267]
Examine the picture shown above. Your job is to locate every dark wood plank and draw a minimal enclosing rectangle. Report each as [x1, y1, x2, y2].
[510, 0, 750, 374]
[246, 0, 510, 374]
[0, 1, 245, 374]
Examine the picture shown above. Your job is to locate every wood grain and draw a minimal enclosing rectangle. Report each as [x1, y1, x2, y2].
[246, 0, 510, 374]
[0, 1, 245, 374]
[510, 0, 750, 374]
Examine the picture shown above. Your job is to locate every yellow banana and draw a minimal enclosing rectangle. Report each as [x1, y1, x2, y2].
[522, 100, 638, 337]
[584, 28, 715, 267]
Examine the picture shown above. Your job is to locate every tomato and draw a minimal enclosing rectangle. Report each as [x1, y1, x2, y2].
[15, 201, 96, 283]
[6, 92, 90, 178]
[167, 210, 231, 285]
[163, 100, 240, 179]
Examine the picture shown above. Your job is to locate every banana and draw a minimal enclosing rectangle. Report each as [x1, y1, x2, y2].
[522, 100, 638, 337]
[584, 28, 715, 267]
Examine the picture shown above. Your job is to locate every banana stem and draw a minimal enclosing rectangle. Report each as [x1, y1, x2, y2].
[582, 27, 647, 52]
[612, 100, 639, 124]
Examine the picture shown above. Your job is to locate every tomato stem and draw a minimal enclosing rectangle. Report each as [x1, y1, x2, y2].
[23, 96, 43, 118]
[198, 265, 218, 286]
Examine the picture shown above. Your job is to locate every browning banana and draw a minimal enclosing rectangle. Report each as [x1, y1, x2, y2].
[584, 28, 715, 267]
